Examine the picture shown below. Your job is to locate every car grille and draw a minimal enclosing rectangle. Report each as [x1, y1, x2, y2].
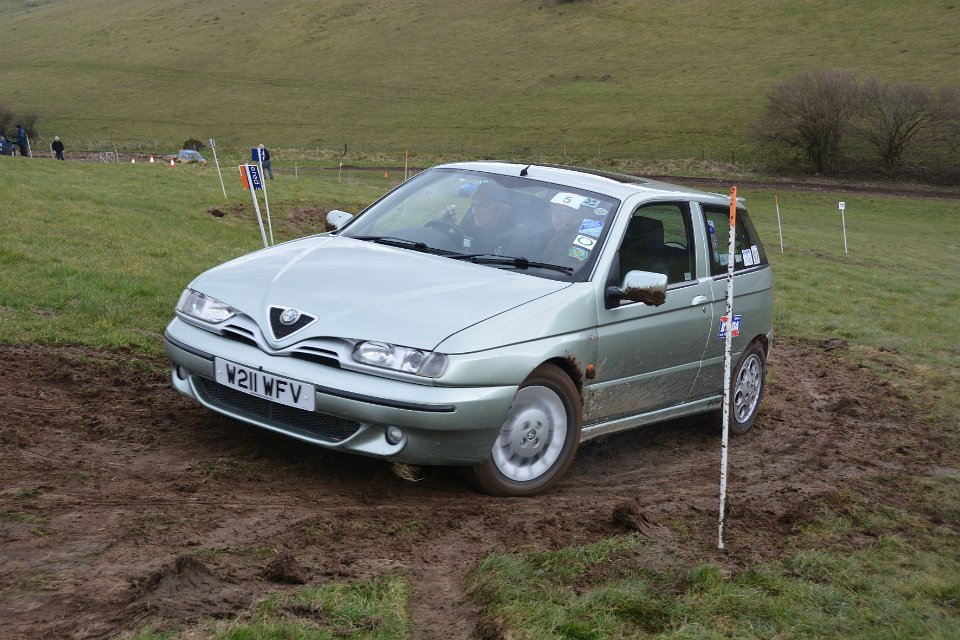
[218, 317, 343, 369]
[195, 377, 361, 442]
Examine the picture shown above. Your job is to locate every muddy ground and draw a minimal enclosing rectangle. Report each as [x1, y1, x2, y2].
[0, 338, 947, 639]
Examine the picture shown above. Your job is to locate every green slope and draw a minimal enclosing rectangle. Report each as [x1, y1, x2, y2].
[2, 0, 957, 158]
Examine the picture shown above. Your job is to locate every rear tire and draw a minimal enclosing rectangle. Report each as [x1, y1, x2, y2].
[465, 364, 581, 496]
[729, 342, 766, 435]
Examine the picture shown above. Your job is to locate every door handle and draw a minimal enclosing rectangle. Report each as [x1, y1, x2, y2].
[691, 295, 709, 306]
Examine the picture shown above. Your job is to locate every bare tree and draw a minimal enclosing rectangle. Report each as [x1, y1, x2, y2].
[754, 69, 860, 174]
[934, 86, 960, 156]
[19, 113, 40, 139]
[0, 103, 13, 139]
[857, 78, 935, 175]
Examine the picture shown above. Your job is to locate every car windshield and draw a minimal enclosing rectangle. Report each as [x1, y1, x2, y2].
[339, 168, 620, 281]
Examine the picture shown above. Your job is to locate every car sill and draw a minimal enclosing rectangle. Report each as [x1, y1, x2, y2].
[581, 396, 721, 442]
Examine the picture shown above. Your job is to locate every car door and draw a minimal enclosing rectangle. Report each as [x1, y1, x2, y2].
[586, 201, 715, 424]
[688, 203, 774, 400]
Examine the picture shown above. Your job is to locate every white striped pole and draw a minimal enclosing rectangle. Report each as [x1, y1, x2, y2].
[718, 186, 737, 550]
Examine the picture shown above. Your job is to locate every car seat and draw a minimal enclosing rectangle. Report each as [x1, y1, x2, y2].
[620, 216, 668, 278]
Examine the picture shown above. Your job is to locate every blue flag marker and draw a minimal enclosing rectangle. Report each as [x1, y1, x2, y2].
[247, 164, 263, 191]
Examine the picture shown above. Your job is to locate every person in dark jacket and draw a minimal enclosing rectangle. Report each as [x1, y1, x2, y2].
[258, 144, 273, 179]
[51, 136, 65, 160]
[16, 124, 29, 157]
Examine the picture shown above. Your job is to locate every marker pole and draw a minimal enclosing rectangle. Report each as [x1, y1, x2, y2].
[839, 201, 848, 254]
[718, 186, 737, 550]
[251, 191, 268, 248]
[257, 149, 274, 245]
[240, 165, 269, 249]
[209, 138, 228, 201]
[775, 195, 783, 254]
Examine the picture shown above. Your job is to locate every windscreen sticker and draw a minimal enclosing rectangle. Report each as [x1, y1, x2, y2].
[717, 315, 742, 339]
[594, 207, 609, 216]
[742, 248, 755, 267]
[551, 192, 587, 210]
[568, 247, 589, 261]
[582, 197, 601, 208]
[751, 245, 760, 264]
[578, 219, 603, 237]
[707, 220, 718, 249]
[572, 234, 597, 250]
[718, 253, 728, 266]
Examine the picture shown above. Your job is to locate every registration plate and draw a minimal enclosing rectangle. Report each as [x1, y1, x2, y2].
[214, 358, 316, 412]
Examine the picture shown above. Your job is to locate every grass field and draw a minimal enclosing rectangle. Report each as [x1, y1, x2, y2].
[2, 158, 958, 637]
[2, 0, 958, 161]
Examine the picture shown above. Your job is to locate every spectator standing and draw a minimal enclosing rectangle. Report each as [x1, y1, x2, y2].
[51, 136, 65, 160]
[16, 124, 30, 157]
[258, 144, 273, 179]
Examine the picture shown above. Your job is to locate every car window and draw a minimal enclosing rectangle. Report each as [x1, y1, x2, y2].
[617, 202, 695, 285]
[701, 206, 768, 276]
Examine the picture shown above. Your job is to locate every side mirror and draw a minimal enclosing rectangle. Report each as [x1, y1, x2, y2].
[606, 270, 668, 307]
[326, 209, 353, 230]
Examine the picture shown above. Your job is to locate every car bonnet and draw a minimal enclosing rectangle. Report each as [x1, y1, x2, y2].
[190, 235, 571, 351]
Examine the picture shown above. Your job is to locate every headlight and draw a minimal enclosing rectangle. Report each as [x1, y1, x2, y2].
[176, 289, 237, 324]
[352, 341, 447, 378]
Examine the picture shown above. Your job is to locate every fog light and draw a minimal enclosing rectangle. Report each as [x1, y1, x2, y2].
[174, 365, 187, 380]
[385, 426, 403, 445]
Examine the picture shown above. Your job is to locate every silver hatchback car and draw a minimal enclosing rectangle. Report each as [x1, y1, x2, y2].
[165, 162, 773, 496]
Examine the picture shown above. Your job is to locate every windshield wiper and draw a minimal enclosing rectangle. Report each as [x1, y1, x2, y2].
[353, 236, 435, 253]
[447, 253, 574, 275]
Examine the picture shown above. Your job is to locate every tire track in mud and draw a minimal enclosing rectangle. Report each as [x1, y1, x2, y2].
[0, 338, 936, 638]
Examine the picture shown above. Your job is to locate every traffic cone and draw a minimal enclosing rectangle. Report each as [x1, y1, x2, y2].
[131, 157, 136, 164]
[149, 155, 155, 163]
[169, 158, 175, 167]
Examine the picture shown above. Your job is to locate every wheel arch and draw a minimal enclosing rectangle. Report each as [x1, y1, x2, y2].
[750, 333, 770, 356]
[547, 356, 585, 398]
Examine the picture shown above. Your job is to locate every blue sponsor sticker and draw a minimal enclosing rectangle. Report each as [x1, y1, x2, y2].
[717, 315, 741, 339]
[579, 219, 603, 237]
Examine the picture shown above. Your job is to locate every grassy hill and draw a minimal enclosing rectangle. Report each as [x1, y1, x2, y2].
[1, 0, 958, 160]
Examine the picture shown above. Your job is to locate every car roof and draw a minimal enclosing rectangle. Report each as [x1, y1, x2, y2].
[437, 161, 737, 207]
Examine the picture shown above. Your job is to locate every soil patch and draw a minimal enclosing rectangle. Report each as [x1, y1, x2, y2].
[0, 338, 939, 638]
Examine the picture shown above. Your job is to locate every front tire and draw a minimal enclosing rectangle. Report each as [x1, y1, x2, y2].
[465, 364, 581, 496]
[729, 342, 766, 435]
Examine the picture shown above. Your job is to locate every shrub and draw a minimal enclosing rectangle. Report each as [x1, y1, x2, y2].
[182, 138, 206, 151]
[753, 69, 860, 175]
[19, 113, 40, 139]
[856, 78, 935, 176]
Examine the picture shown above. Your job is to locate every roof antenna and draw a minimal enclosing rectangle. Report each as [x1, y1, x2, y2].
[520, 165, 530, 176]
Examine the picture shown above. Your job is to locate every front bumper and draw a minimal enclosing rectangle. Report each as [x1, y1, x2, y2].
[164, 319, 517, 465]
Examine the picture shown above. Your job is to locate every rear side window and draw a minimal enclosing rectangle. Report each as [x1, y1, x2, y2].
[701, 206, 767, 277]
